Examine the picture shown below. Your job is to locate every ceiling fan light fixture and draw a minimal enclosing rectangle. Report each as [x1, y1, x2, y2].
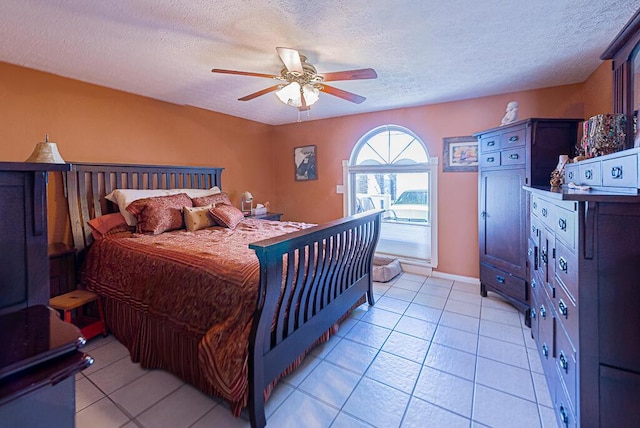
[276, 82, 302, 107]
[302, 84, 320, 106]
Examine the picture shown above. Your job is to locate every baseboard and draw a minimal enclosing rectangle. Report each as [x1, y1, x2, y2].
[431, 270, 480, 285]
[398, 260, 432, 276]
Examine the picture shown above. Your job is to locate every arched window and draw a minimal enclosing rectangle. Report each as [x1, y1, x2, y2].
[346, 125, 438, 267]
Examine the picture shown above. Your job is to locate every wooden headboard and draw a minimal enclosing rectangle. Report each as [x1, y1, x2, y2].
[65, 162, 224, 256]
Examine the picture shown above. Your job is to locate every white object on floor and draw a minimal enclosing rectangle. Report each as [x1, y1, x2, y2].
[372, 255, 402, 282]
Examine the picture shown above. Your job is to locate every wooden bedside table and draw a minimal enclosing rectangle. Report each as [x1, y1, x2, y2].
[246, 212, 283, 221]
[48, 243, 76, 298]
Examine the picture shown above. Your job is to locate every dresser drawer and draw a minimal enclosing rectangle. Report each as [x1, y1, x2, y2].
[555, 240, 578, 301]
[501, 127, 526, 149]
[555, 379, 577, 428]
[480, 264, 526, 301]
[564, 163, 578, 183]
[602, 153, 638, 188]
[537, 292, 555, 373]
[554, 204, 576, 250]
[480, 134, 500, 152]
[480, 152, 501, 167]
[530, 195, 553, 227]
[555, 281, 578, 349]
[501, 147, 526, 166]
[578, 159, 602, 186]
[556, 324, 577, 416]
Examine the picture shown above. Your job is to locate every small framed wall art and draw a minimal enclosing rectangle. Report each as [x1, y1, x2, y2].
[294, 145, 317, 181]
[443, 136, 479, 172]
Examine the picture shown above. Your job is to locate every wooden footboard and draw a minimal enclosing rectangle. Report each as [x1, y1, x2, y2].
[248, 210, 381, 428]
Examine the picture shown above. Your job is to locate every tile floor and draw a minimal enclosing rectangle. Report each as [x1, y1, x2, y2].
[75, 273, 558, 428]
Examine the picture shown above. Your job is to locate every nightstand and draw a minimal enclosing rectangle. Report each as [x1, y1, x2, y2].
[247, 212, 283, 221]
[48, 243, 76, 298]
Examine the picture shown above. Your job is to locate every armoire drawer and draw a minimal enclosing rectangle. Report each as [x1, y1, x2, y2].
[501, 147, 526, 167]
[480, 264, 526, 301]
[480, 134, 500, 153]
[555, 240, 578, 301]
[480, 152, 501, 167]
[501, 128, 526, 149]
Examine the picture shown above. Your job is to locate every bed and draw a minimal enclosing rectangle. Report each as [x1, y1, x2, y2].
[64, 162, 381, 427]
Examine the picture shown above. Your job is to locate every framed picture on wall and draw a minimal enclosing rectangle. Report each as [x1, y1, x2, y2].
[294, 145, 317, 181]
[443, 136, 479, 172]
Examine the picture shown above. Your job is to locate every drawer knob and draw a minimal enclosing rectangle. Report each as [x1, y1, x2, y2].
[541, 248, 548, 265]
[487, 156, 495, 162]
[540, 305, 546, 319]
[558, 218, 567, 231]
[532, 202, 537, 209]
[487, 140, 496, 147]
[542, 343, 549, 358]
[509, 136, 519, 142]
[611, 166, 623, 179]
[528, 248, 533, 257]
[559, 257, 568, 273]
[531, 278, 536, 289]
[559, 351, 569, 373]
[558, 299, 568, 318]
[559, 404, 569, 425]
[541, 208, 548, 217]
[496, 275, 505, 284]
[508, 153, 519, 160]
[567, 171, 574, 180]
[585, 169, 593, 180]
[530, 307, 537, 320]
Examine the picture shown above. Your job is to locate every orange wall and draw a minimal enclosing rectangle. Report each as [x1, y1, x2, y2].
[0, 61, 276, 245]
[0, 59, 614, 278]
[272, 84, 585, 278]
[582, 61, 614, 118]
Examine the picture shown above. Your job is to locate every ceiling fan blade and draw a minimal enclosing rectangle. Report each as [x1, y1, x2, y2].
[321, 68, 378, 82]
[276, 47, 304, 74]
[238, 85, 281, 101]
[212, 68, 279, 79]
[320, 85, 366, 104]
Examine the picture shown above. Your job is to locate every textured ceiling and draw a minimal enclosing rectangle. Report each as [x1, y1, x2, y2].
[0, 1, 639, 125]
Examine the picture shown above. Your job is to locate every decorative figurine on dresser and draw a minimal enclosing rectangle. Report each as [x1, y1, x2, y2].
[473, 118, 582, 325]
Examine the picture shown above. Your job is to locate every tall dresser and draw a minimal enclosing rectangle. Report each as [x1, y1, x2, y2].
[474, 118, 581, 320]
[525, 149, 640, 427]
[0, 162, 92, 427]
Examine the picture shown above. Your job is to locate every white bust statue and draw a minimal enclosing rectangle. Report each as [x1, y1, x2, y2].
[501, 101, 519, 126]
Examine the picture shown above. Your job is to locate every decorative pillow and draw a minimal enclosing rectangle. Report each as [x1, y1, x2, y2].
[126, 193, 192, 234]
[208, 204, 245, 229]
[183, 204, 216, 232]
[87, 212, 129, 240]
[192, 192, 231, 207]
[106, 187, 222, 226]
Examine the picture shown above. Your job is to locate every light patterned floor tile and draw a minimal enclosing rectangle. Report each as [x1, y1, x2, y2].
[404, 303, 443, 323]
[413, 366, 474, 417]
[267, 390, 338, 428]
[325, 338, 379, 374]
[402, 396, 470, 428]
[472, 385, 540, 428]
[75, 397, 130, 428]
[424, 343, 476, 381]
[381, 330, 431, 364]
[432, 325, 479, 354]
[299, 361, 362, 407]
[479, 319, 525, 345]
[374, 296, 411, 314]
[365, 351, 421, 393]
[86, 356, 148, 395]
[109, 369, 184, 417]
[477, 335, 530, 370]
[394, 316, 437, 341]
[344, 321, 392, 349]
[75, 377, 106, 412]
[136, 384, 216, 428]
[360, 307, 402, 330]
[475, 357, 536, 401]
[439, 310, 480, 334]
[82, 339, 130, 375]
[343, 377, 410, 428]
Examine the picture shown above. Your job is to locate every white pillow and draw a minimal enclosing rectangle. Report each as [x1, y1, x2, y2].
[105, 187, 221, 226]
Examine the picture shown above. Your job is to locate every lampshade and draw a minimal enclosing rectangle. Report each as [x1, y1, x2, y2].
[25, 135, 65, 164]
[242, 191, 253, 201]
[276, 82, 320, 108]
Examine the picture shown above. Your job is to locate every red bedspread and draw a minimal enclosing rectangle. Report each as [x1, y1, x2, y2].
[81, 218, 312, 409]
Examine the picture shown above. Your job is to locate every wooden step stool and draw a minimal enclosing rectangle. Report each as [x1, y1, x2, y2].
[49, 290, 107, 340]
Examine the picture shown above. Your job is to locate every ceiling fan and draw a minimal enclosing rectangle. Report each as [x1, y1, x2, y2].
[212, 47, 377, 112]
